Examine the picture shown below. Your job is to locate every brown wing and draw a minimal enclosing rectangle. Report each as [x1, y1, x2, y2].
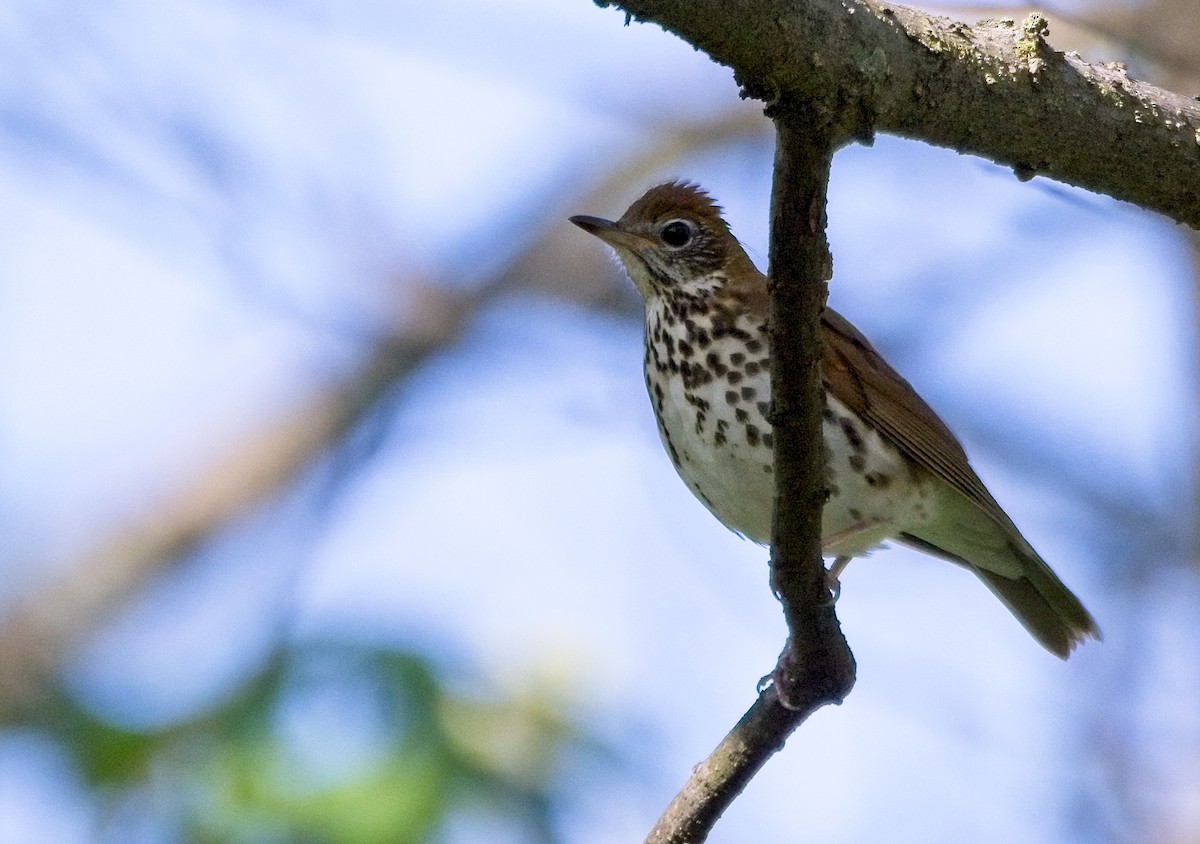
[820, 308, 1020, 535]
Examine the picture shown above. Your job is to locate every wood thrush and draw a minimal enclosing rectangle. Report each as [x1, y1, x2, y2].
[570, 181, 1099, 657]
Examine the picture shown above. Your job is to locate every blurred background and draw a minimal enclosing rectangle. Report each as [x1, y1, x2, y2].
[1, 1, 1198, 842]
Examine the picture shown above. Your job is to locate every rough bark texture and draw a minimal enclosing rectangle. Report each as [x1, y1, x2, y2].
[599, 0, 1200, 227]
[766, 112, 857, 712]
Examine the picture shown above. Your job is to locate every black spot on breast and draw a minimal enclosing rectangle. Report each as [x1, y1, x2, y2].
[762, 433, 773, 448]
[735, 408, 748, 423]
[727, 371, 743, 385]
[730, 352, 746, 366]
[745, 339, 763, 354]
[745, 361, 760, 375]
[740, 386, 756, 401]
[839, 416, 865, 452]
[705, 352, 727, 376]
[745, 424, 761, 447]
[725, 390, 739, 405]
[684, 366, 709, 389]
[678, 339, 694, 358]
[849, 453, 866, 472]
[664, 433, 682, 468]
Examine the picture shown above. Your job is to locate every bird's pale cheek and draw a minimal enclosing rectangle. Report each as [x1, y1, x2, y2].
[606, 248, 658, 300]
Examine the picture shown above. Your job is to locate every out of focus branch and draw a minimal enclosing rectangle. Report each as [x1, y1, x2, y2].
[0, 107, 767, 722]
[0, 287, 474, 720]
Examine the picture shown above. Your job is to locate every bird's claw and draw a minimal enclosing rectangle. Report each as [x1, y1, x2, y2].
[822, 576, 842, 606]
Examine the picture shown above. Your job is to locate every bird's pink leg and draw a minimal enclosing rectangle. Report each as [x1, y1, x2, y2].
[819, 518, 886, 596]
[826, 555, 852, 597]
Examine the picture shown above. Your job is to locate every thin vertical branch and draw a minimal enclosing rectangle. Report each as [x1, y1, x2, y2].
[643, 106, 855, 844]
[766, 107, 856, 710]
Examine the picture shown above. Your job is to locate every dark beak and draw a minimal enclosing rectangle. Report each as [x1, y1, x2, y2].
[569, 214, 618, 235]
[569, 215, 653, 251]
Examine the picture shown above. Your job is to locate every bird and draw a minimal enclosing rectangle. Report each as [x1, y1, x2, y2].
[569, 180, 1099, 658]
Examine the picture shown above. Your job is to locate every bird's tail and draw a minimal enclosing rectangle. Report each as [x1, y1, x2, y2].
[898, 486, 1100, 658]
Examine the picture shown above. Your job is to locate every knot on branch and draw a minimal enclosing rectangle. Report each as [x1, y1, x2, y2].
[771, 631, 857, 711]
[1015, 12, 1052, 75]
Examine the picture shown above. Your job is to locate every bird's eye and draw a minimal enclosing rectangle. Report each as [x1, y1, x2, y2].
[660, 220, 694, 247]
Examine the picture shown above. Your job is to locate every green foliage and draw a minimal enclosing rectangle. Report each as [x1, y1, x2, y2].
[19, 641, 608, 843]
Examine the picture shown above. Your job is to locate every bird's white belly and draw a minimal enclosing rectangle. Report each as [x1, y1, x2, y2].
[653, 373, 935, 554]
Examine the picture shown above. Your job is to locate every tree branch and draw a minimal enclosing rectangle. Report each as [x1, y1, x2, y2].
[643, 105, 856, 844]
[600, 0, 1200, 227]
[0, 110, 769, 722]
[0, 292, 472, 721]
[600, 0, 1196, 838]
[644, 688, 805, 844]
[765, 110, 856, 711]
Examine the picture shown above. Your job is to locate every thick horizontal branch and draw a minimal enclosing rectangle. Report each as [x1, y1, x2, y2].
[601, 0, 1200, 227]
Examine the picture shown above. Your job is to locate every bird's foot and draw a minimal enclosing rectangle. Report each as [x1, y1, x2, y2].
[822, 555, 851, 605]
[821, 577, 842, 606]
